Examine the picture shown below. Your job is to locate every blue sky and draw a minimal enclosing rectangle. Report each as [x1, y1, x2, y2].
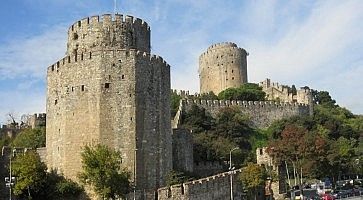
[0, 0, 362, 124]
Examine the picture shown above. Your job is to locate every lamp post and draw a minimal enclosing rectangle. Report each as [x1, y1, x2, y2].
[133, 148, 138, 200]
[229, 147, 239, 200]
[4, 149, 16, 200]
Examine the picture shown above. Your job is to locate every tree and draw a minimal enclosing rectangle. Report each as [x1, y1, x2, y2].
[218, 83, 266, 101]
[198, 91, 219, 100]
[79, 144, 130, 200]
[12, 127, 46, 148]
[11, 151, 47, 198]
[165, 170, 194, 186]
[171, 91, 182, 117]
[239, 163, 267, 200]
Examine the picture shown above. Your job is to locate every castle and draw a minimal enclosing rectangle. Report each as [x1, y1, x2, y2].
[0, 12, 315, 200]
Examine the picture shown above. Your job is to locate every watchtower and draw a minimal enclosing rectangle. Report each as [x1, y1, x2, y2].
[46, 14, 172, 193]
[199, 42, 248, 95]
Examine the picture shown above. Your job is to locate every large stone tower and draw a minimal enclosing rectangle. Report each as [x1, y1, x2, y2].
[46, 14, 172, 192]
[199, 42, 248, 95]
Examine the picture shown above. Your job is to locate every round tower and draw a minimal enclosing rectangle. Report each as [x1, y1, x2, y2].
[67, 14, 150, 55]
[199, 42, 248, 95]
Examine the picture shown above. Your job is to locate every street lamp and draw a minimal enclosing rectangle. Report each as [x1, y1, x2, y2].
[229, 147, 239, 200]
[4, 149, 16, 200]
[133, 148, 138, 200]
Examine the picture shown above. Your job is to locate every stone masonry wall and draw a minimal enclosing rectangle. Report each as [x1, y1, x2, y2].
[46, 13, 172, 194]
[157, 169, 246, 200]
[199, 42, 248, 95]
[67, 14, 150, 55]
[183, 99, 310, 128]
[172, 128, 193, 173]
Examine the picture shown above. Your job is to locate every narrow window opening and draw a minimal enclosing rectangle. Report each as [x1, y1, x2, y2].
[71, 87, 74, 92]
[105, 83, 110, 88]
[89, 52, 92, 59]
[78, 21, 81, 27]
[121, 75, 125, 79]
[54, 100, 58, 105]
[118, 59, 122, 63]
[232, 70, 234, 73]
[108, 75, 111, 80]
[129, 94, 132, 97]
[260, 148, 263, 155]
[232, 77, 234, 80]
[73, 33, 78, 40]
[112, 63, 115, 67]
[231, 61, 234, 63]
[81, 85, 85, 91]
[130, 117, 133, 121]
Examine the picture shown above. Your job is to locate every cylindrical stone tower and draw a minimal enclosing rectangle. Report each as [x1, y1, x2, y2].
[199, 42, 248, 95]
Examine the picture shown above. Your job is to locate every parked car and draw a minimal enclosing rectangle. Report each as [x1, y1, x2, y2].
[321, 193, 335, 200]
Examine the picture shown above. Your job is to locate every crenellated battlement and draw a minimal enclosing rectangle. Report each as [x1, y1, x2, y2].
[184, 99, 309, 108]
[47, 49, 169, 74]
[200, 43, 248, 59]
[68, 14, 149, 34]
[259, 78, 313, 105]
[157, 169, 242, 199]
[67, 13, 151, 55]
[182, 98, 310, 128]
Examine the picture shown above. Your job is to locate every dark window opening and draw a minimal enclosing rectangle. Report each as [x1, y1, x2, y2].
[232, 70, 234, 73]
[259, 148, 263, 155]
[89, 52, 92, 59]
[105, 83, 110, 88]
[121, 75, 125, 79]
[78, 21, 81, 27]
[108, 75, 111, 80]
[231, 61, 234, 63]
[112, 63, 115, 67]
[73, 33, 78, 40]
[71, 87, 74, 92]
[130, 117, 133, 121]
[81, 85, 85, 91]
[232, 77, 234, 80]
[129, 94, 132, 97]
[54, 100, 58, 105]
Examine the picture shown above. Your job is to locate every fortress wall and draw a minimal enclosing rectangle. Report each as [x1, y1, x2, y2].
[193, 161, 225, 177]
[27, 113, 46, 129]
[158, 169, 244, 200]
[172, 128, 193, 173]
[46, 49, 104, 179]
[199, 42, 248, 95]
[183, 99, 309, 128]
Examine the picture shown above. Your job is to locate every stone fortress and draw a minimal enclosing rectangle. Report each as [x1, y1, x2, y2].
[46, 14, 172, 193]
[0, 12, 314, 200]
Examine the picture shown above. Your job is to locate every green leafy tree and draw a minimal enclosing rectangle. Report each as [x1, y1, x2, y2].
[198, 91, 219, 100]
[165, 170, 194, 186]
[239, 163, 267, 200]
[12, 127, 46, 148]
[12, 151, 47, 198]
[42, 170, 83, 200]
[218, 83, 266, 101]
[79, 144, 130, 200]
[171, 91, 182, 117]
[182, 104, 215, 133]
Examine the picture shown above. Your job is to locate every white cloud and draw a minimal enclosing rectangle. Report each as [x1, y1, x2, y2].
[0, 25, 67, 79]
